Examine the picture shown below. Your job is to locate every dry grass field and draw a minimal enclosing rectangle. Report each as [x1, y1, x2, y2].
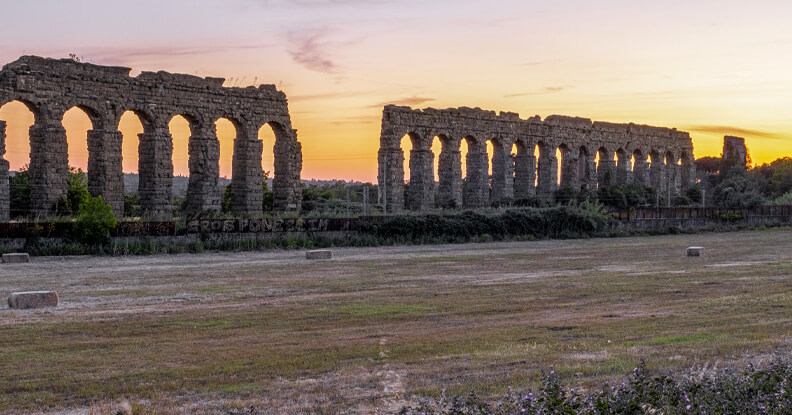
[2, 230, 792, 414]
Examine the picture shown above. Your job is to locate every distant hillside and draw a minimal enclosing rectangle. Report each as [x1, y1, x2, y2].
[124, 174, 234, 198]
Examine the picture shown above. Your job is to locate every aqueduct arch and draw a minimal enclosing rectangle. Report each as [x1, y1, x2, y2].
[0, 56, 302, 220]
[377, 105, 696, 212]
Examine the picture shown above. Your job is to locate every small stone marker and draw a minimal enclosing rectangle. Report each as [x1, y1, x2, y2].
[2, 253, 30, 264]
[8, 291, 59, 309]
[687, 246, 703, 257]
[306, 250, 333, 260]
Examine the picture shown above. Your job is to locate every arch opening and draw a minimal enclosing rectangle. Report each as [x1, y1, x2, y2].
[486, 139, 495, 178]
[460, 137, 470, 180]
[431, 136, 442, 183]
[596, 147, 611, 188]
[119, 111, 143, 175]
[117, 111, 145, 216]
[511, 142, 519, 180]
[169, 115, 192, 208]
[257, 122, 276, 179]
[0, 101, 36, 217]
[169, 115, 192, 178]
[533, 143, 541, 187]
[62, 106, 94, 173]
[556, 145, 566, 186]
[0, 100, 35, 172]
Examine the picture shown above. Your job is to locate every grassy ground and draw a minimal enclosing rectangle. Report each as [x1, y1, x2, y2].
[2, 230, 792, 414]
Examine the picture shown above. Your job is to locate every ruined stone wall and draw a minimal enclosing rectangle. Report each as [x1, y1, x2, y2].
[378, 105, 695, 212]
[723, 136, 748, 168]
[0, 56, 302, 219]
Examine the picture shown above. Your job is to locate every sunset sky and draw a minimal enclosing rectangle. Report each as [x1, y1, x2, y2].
[0, 0, 791, 182]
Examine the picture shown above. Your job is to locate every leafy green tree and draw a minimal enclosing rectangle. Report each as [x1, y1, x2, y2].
[768, 157, 792, 198]
[711, 167, 768, 208]
[55, 167, 90, 216]
[72, 195, 117, 245]
[123, 194, 141, 217]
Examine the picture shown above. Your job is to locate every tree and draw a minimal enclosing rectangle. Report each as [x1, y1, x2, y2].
[695, 157, 722, 174]
[55, 167, 91, 216]
[710, 167, 768, 208]
[768, 157, 792, 198]
[72, 195, 117, 245]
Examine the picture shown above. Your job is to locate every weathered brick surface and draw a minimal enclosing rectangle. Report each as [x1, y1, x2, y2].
[378, 106, 696, 212]
[0, 56, 302, 219]
[8, 291, 58, 309]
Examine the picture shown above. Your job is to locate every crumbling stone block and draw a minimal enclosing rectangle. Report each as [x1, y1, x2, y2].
[2, 253, 30, 263]
[723, 136, 748, 168]
[306, 250, 333, 260]
[8, 291, 59, 309]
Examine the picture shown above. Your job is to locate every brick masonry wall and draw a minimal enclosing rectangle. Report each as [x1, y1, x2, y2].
[378, 105, 696, 212]
[0, 56, 303, 219]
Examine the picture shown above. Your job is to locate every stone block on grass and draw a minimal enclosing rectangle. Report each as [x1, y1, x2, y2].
[8, 291, 59, 309]
[306, 250, 333, 260]
[2, 253, 30, 264]
[687, 247, 703, 257]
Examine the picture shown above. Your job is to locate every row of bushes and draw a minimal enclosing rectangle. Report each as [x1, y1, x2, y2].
[401, 359, 792, 414]
[359, 204, 610, 243]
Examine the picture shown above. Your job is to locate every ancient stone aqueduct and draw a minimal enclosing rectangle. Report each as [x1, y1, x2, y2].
[0, 56, 303, 221]
[0, 55, 696, 221]
[377, 105, 695, 212]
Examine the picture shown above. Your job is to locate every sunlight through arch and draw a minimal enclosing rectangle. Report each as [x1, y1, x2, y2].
[460, 138, 470, 179]
[0, 101, 35, 171]
[117, 112, 143, 175]
[62, 107, 93, 172]
[169, 115, 191, 179]
[400, 134, 413, 183]
[258, 123, 277, 177]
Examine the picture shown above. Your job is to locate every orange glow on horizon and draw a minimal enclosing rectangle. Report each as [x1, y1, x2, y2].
[1, 102, 791, 183]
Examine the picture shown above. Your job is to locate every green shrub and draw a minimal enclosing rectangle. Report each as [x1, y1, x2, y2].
[71, 195, 117, 245]
[55, 167, 90, 216]
[360, 207, 610, 242]
[124, 194, 141, 217]
[774, 191, 792, 206]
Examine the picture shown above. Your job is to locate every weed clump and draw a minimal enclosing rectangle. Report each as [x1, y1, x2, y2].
[401, 359, 792, 414]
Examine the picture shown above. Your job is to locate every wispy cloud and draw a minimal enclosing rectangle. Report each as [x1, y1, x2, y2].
[504, 86, 565, 98]
[287, 30, 337, 74]
[518, 59, 562, 67]
[684, 125, 781, 139]
[291, 89, 383, 101]
[367, 95, 436, 108]
[328, 114, 381, 126]
[72, 45, 273, 67]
